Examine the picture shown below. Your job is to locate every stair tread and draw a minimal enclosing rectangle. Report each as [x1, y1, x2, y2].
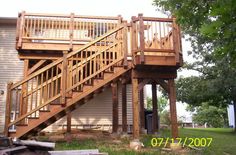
[16, 124, 28, 126]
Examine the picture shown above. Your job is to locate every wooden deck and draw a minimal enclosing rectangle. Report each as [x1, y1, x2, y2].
[4, 12, 183, 139]
[16, 12, 182, 67]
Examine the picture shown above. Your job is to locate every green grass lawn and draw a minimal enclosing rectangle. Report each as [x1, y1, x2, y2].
[55, 128, 236, 155]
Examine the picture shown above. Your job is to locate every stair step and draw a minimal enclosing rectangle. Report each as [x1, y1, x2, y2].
[72, 89, 83, 92]
[39, 110, 50, 112]
[84, 83, 93, 86]
[16, 123, 28, 126]
[104, 70, 114, 74]
[28, 117, 39, 119]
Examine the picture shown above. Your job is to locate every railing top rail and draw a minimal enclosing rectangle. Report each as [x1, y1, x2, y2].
[23, 12, 120, 20]
[131, 16, 173, 22]
[142, 17, 173, 22]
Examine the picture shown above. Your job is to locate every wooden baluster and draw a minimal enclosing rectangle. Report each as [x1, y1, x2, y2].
[4, 82, 13, 136]
[40, 73, 43, 106]
[51, 67, 54, 97]
[159, 22, 162, 49]
[30, 79, 34, 116]
[35, 75, 39, 116]
[55, 65, 59, 95]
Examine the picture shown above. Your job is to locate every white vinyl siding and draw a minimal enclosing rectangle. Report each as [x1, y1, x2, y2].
[44, 84, 134, 132]
[0, 24, 24, 133]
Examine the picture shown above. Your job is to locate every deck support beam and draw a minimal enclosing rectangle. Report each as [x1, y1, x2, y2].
[121, 81, 127, 133]
[112, 81, 119, 133]
[152, 82, 158, 133]
[168, 79, 178, 138]
[132, 77, 140, 138]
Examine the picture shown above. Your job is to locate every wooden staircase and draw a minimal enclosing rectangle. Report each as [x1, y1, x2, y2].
[5, 25, 130, 139]
[4, 12, 183, 139]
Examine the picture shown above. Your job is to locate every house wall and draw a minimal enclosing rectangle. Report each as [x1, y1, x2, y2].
[44, 84, 134, 133]
[0, 23, 24, 133]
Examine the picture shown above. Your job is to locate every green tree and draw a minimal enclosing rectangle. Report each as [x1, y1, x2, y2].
[192, 103, 228, 128]
[146, 95, 168, 113]
[153, 0, 236, 131]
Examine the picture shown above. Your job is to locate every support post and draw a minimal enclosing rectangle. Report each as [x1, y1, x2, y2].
[61, 51, 68, 107]
[67, 112, 71, 133]
[19, 59, 29, 124]
[152, 82, 158, 133]
[112, 81, 118, 133]
[122, 80, 127, 133]
[132, 77, 139, 138]
[4, 82, 13, 136]
[139, 87, 145, 132]
[168, 79, 178, 138]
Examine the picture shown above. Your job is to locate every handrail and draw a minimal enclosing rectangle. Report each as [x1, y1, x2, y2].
[11, 26, 124, 90]
[24, 12, 120, 20]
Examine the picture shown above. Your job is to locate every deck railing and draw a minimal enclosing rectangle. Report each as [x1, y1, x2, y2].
[6, 25, 127, 133]
[16, 12, 122, 50]
[131, 14, 182, 64]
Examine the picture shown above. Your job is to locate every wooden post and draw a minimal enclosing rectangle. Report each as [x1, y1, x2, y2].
[61, 51, 68, 107]
[67, 112, 71, 133]
[121, 80, 127, 133]
[172, 17, 180, 65]
[4, 82, 13, 136]
[69, 13, 74, 51]
[132, 77, 139, 138]
[168, 79, 178, 138]
[131, 16, 137, 61]
[138, 14, 145, 64]
[17, 11, 25, 49]
[19, 59, 29, 124]
[139, 87, 145, 132]
[123, 21, 128, 68]
[112, 81, 118, 133]
[152, 82, 158, 133]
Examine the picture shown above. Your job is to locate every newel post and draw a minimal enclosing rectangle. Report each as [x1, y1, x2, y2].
[138, 13, 145, 64]
[4, 82, 13, 136]
[172, 17, 180, 65]
[69, 13, 74, 51]
[123, 21, 128, 68]
[61, 51, 68, 107]
[17, 11, 25, 49]
[131, 16, 137, 65]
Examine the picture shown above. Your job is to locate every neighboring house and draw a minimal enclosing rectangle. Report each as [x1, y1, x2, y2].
[227, 105, 235, 128]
